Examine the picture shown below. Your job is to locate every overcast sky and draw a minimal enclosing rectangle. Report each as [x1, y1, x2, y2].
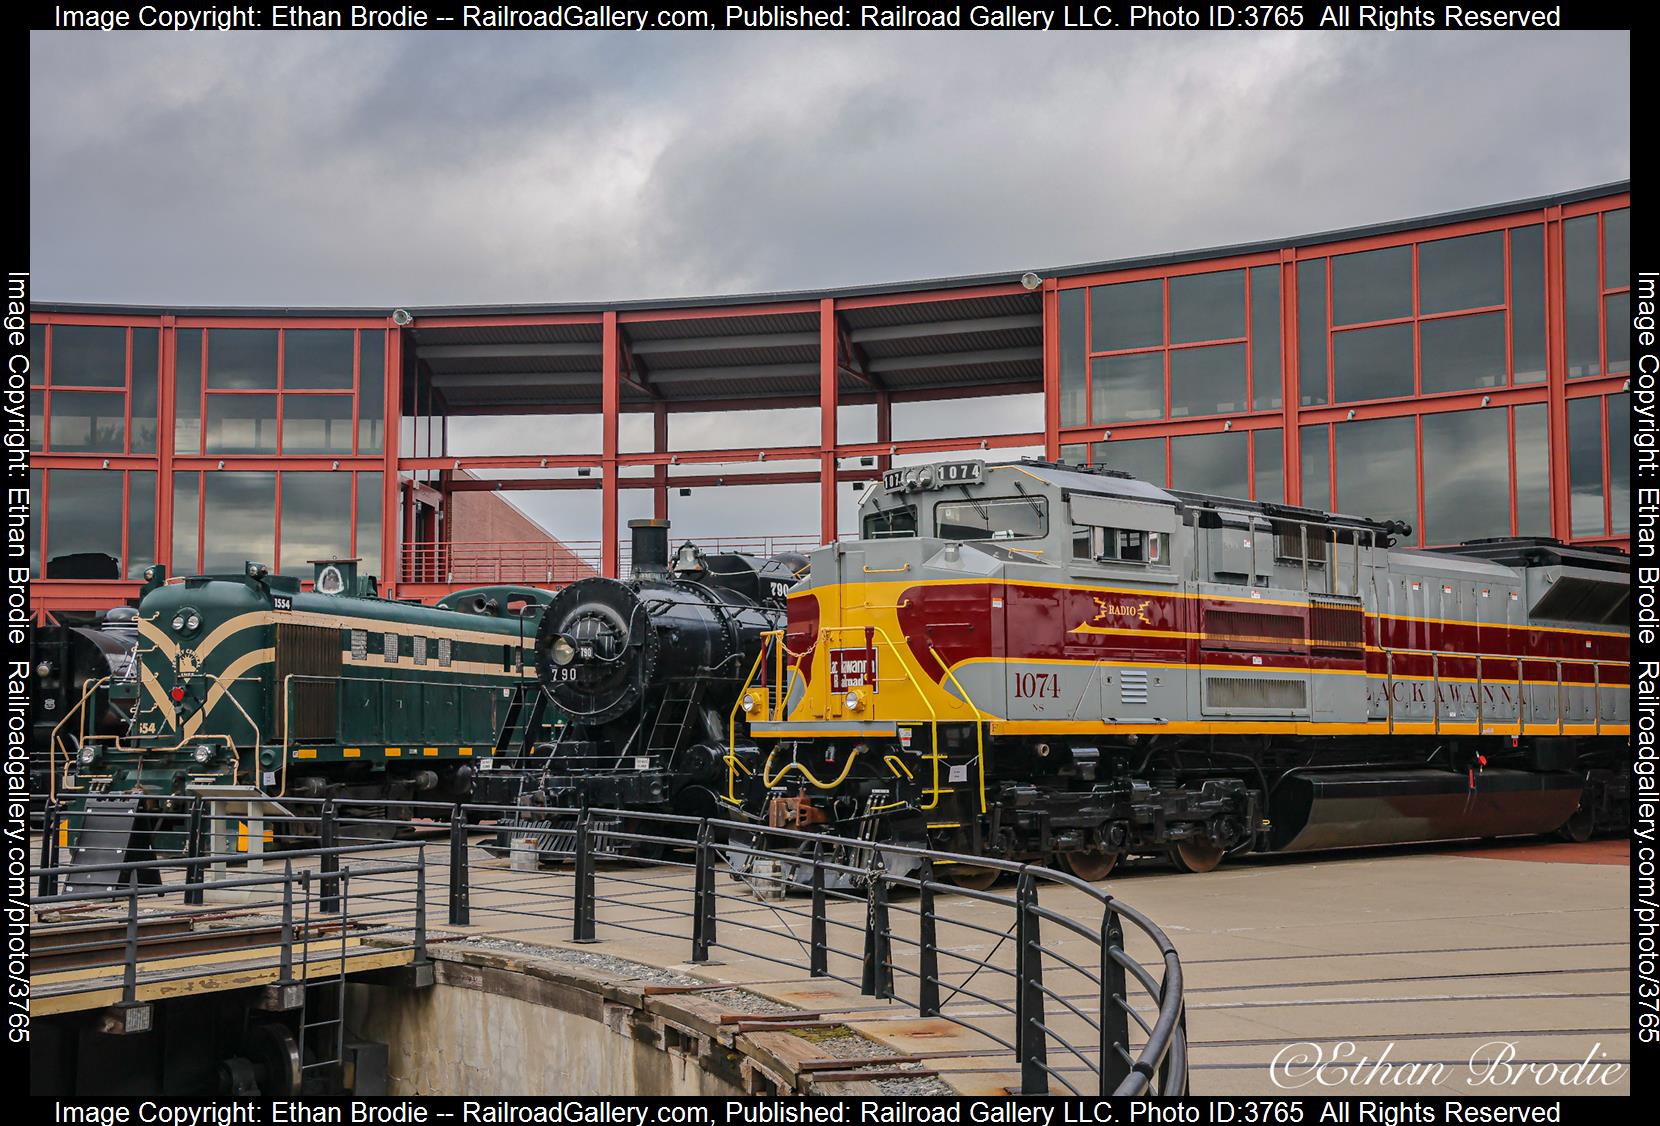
[30, 30, 1630, 545]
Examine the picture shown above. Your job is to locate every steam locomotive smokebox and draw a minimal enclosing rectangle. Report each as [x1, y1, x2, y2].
[1269, 769, 1584, 853]
[629, 519, 671, 580]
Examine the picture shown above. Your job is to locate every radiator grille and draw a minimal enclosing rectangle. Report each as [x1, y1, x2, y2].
[275, 623, 342, 740]
[1310, 595, 1365, 655]
[1202, 608, 1304, 651]
[1203, 675, 1306, 711]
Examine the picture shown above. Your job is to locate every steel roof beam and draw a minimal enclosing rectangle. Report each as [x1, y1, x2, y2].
[847, 312, 1041, 343]
[628, 331, 819, 355]
[865, 346, 1042, 373]
[416, 342, 603, 360]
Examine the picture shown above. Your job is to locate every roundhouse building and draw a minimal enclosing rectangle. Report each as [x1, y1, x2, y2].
[28, 181, 1631, 619]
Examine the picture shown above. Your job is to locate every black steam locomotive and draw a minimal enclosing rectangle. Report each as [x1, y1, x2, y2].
[477, 520, 802, 837]
[31, 607, 141, 822]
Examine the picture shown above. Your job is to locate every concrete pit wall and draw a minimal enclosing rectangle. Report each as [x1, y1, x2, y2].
[345, 945, 861, 1097]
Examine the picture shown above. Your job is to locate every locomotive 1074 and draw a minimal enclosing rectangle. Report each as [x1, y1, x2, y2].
[725, 458, 1628, 884]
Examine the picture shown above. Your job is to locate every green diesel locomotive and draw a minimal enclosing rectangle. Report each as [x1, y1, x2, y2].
[55, 558, 555, 826]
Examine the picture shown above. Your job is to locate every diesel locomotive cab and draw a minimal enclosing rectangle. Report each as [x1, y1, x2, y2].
[734, 457, 1630, 881]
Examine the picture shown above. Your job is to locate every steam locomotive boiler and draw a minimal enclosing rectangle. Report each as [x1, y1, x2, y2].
[478, 520, 803, 829]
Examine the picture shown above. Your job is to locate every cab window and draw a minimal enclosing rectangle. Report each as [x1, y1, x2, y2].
[1072, 525, 1168, 565]
[935, 496, 1048, 541]
[863, 505, 918, 539]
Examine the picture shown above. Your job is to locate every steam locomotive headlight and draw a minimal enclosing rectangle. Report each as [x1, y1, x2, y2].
[844, 691, 863, 712]
[740, 693, 756, 713]
[171, 614, 186, 631]
[550, 636, 578, 667]
[193, 744, 215, 765]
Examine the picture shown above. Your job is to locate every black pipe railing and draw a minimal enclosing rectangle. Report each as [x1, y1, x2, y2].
[35, 794, 1188, 1096]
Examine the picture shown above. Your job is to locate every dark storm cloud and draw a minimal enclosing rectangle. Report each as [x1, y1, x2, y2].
[31, 31, 1628, 307]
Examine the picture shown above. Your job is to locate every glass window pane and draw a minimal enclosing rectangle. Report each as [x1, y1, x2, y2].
[1609, 393, 1630, 535]
[1332, 245, 1411, 325]
[1250, 265, 1281, 411]
[1513, 405, 1550, 537]
[278, 472, 353, 575]
[30, 389, 42, 452]
[1564, 215, 1600, 378]
[1253, 428, 1283, 503]
[1090, 280, 1162, 352]
[202, 471, 276, 573]
[1299, 426, 1330, 510]
[1091, 437, 1165, 486]
[1418, 231, 1503, 314]
[1169, 269, 1244, 344]
[172, 471, 200, 574]
[1058, 289, 1087, 426]
[45, 469, 124, 579]
[1604, 208, 1629, 290]
[281, 395, 355, 454]
[1060, 442, 1089, 466]
[48, 391, 126, 452]
[1169, 343, 1246, 417]
[1605, 293, 1630, 374]
[1334, 416, 1417, 536]
[1420, 311, 1505, 394]
[1091, 352, 1164, 422]
[205, 394, 278, 453]
[207, 328, 278, 389]
[1297, 259, 1327, 406]
[51, 325, 126, 387]
[126, 470, 156, 579]
[283, 329, 355, 390]
[1420, 409, 1508, 546]
[934, 497, 1048, 541]
[175, 328, 203, 455]
[1333, 322, 1413, 403]
[358, 330, 386, 454]
[1510, 226, 1546, 384]
[1566, 397, 1604, 536]
[29, 329, 44, 385]
[29, 468, 41, 577]
[355, 472, 383, 579]
[131, 328, 158, 454]
[1170, 430, 1248, 497]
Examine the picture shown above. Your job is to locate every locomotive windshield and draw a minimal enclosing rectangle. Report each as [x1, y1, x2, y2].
[862, 505, 918, 539]
[934, 495, 1049, 541]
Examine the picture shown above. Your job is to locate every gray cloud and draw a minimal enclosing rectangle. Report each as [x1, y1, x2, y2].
[30, 30, 1629, 544]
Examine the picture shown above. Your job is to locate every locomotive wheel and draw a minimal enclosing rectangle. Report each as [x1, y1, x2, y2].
[1557, 805, 1595, 843]
[940, 862, 1000, 892]
[1167, 840, 1225, 874]
[1059, 850, 1119, 882]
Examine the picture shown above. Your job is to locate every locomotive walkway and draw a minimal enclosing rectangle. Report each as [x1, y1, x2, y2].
[435, 835, 1629, 1096]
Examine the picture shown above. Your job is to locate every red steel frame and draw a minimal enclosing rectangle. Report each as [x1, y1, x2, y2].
[28, 191, 1631, 615]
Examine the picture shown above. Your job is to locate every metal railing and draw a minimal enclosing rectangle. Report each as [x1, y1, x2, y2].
[398, 533, 823, 586]
[36, 794, 1188, 1096]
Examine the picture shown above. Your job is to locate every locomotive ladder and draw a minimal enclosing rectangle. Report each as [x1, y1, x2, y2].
[645, 680, 705, 759]
[494, 683, 551, 757]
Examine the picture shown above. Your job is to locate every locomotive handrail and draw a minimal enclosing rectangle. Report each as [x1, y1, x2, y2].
[78, 672, 263, 784]
[929, 647, 989, 815]
[48, 674, 108, 804]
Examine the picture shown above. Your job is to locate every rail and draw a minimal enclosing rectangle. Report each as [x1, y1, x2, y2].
[37, 795, 1189, 1096]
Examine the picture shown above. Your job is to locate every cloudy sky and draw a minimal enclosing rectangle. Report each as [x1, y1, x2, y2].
[30, 30, 1630, 543]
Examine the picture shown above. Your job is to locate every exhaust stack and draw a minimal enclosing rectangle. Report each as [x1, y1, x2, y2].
[629, 519, 671, 580]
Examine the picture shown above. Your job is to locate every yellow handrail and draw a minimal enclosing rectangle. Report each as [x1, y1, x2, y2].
[930, 647, 988, 814]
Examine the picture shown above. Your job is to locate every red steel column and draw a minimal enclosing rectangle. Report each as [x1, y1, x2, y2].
[156, 315, 176, 568]
[382, 320, 403, 595]
[819, 298, 839, 544]
[1542, 205, 1571, 540]
[652, 401, 669, 520]
[875, 390, 893, 474]
[602, 311, 621, 576]
[1281, 250, 1300, 506]
[1041, 279, 1061, 460]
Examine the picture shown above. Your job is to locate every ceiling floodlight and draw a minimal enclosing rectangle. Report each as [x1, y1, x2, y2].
[392, 308, 413, 326]
[1020, 272, 1043, 291]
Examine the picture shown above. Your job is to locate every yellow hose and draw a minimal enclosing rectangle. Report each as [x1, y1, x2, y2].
[762, 746, 865, 790]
